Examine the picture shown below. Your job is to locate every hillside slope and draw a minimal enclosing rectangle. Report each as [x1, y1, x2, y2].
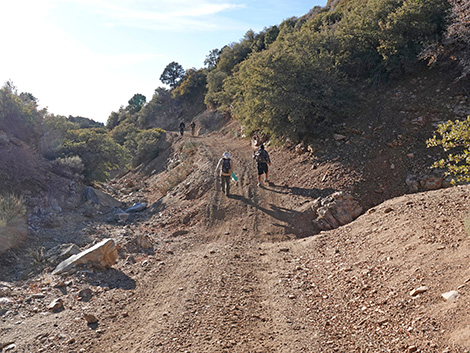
[1, 64, 470, 352]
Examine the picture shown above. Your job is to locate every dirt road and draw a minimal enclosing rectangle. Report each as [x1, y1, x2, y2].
[90, 132, 470, 352]
[2, 130, 470, 352]
[91, 132, 325, 352]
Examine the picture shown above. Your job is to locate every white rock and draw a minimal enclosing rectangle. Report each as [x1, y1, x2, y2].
[52, 238, 118, 275]
[441, 290, 459, 302]
[410, 286, 428, 296]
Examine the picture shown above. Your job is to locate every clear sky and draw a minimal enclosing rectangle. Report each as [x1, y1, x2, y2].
[0, 0, 327, 124]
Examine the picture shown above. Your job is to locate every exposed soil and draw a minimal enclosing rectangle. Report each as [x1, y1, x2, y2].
[1, 66, 470, 352]
[1, 125, 470, 353]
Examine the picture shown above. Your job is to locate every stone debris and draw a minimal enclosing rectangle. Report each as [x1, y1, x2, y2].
[83, 186, 123, 209]
[312, 192, 363, 231]
[410, 286, 428, 296]
[83, 313, 98, 324]
[77, 288, 93, 302]
[47, 298, 64, 312]
[125, 202, 147, 213]
[441, 290, 459, 302]
[52, 238, 118, 275]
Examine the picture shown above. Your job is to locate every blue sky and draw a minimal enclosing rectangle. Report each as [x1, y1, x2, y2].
[0, 0, 326, 123]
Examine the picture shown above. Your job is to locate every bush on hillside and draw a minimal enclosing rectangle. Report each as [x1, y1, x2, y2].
[420, 0, 470, 79]
[427, 116, 470, 182]
[61, 128, 130, 182]
[0, 81, 43, 145]
[0, 194, 27, 254]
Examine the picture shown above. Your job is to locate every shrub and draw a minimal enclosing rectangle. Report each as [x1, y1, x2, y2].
[0, 194, 26, 227]
[0, 194, 27, 254]
[427, 116, 470, 182]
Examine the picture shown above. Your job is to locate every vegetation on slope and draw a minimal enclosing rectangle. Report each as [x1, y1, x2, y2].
[2, 0, 469, 184]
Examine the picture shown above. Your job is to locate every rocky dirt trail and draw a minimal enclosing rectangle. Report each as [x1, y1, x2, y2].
[2, 129, 470, 353]
[91, 131, 470, 353]
[90, 132, 325, 352]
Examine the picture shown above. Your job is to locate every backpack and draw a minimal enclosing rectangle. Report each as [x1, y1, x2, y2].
[222, 158, 231, 174]
[255, 149, 267, 163]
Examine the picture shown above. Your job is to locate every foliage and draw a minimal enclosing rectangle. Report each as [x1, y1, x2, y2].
[110, 122, 164, 167]
[204, 70, 229, 109]
[52, 155, 85, 175]
[127, 93, 146, 114]
[224, 30, 353, 141]
[132, 128, 164, 167]
[427, 116, 470, 182]
[376, 0, 449, 75]
[204, 49, 221, 70]
[68, 116, 104, 129]
[160, 61, 185, 88]
[201, 0, 450, 143]
[172, 68, 207, 103]
[0, 81, 43, 144]
[40, 115, 79, 159]
[0, 194, 26, 227]
[135, 87, 175, 129]
[421, 0, 470, 78]
[61, 128, 130, 182]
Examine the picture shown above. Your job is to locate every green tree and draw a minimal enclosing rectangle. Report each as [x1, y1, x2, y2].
[204, 49, 221, 70]
[264, 25, 280, 47]
[61, 128, 130, 182]
[0, 81, 43, 144]
[106, 111, 120, 130]
[427, 116, 470, 182]
[204, 70, 229, 109]
[160, 61, 185, 88]
[127, 93, 146, 113]
[40, 114, 79, 159]
[224, 31, 352, 141]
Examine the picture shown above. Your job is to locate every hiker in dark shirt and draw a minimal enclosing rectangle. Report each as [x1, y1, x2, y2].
[190, 121, 196, 136]
[215, 152, 233, 196]
[253, 144, 271, 186]
[179, 121, 185, 136]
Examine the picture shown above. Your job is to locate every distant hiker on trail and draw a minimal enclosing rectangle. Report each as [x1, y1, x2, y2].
[253, 144, 271, 186]
[190, 121, 196, 136]
[215, 152, 233, 196]
[179, 121, 185, 136]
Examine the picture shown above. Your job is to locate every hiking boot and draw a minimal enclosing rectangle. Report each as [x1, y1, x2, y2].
[257, 182, 261, 187]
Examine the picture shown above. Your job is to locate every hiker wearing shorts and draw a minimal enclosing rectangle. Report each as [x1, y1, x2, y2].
[253, 144, 271, 186]
[215, 152, 233, 196]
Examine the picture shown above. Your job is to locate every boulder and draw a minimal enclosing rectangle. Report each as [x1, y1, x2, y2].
[46, 243, 81, 265]
[52, 238, 118, 275]
[420, 174, 443, 191]
[314, 192, 363, 230]
[82, 186, 122, 209]
[125, 202, 147, 213]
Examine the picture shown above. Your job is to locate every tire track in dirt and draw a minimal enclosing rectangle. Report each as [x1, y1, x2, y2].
[92, 132, 318, 352]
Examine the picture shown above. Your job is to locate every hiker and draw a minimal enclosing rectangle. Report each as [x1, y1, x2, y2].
[253, 144, 271, 186]
[215, 152, 233, 196]
[190, 121, 196, 136]
[179, 121, 185, 136]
